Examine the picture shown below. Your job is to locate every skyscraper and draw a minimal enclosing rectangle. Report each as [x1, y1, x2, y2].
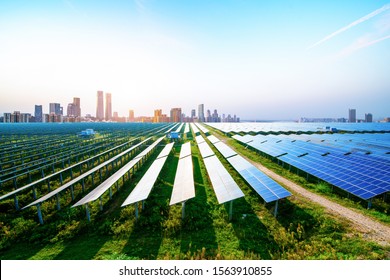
[96, 91, 104, 120]
[365, 113, 373, 123]
[49, 103, 61, 115]
[170, 108, 182, 122]
[154, 109, 162, 123]
[35, 105, 43, 122]
[349, 109, 356, 123]
[128, 110, 134, 122]
[198, 104, 205, 122]
[73, 97, 81, 117]
[105, 93, 112, 121]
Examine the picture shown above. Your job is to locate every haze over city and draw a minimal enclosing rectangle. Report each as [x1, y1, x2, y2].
[1, 0, 389, 120]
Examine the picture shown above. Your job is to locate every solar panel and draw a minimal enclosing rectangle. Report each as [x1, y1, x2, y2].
[195, 123, 209, 134]
[227, 155, 291, 202]
[156, 142, 174, 159]
[122, 143, 174, 206]
[195, 135, 206, 145]
[203, 155, 244, 204]
[184, 123, 190, 134]
[213, 141, 237, 158]
[170, 155, 195, 205]
[179, 142, 192, 159]
[190, 123, 200, 134]
[207, 135, 221, 144]
[198, 142, 215, 158]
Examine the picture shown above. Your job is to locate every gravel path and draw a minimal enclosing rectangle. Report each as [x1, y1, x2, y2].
[225, 140, 390, 246]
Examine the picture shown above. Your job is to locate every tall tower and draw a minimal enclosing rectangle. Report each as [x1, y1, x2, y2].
[35, 105, 43, 122]
[128, 110, 134, 122]
[96, 91, 104, 120]
[349, 109, 356, 123]
[73, 97, 81, 117]
[105, 93, 112, 121]
[365, 113, 373, 123]
[198, 104, 205, 122]
[170, 108, 182, 122]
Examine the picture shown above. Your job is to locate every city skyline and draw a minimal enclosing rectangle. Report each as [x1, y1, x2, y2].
[1, 1, 390, 120]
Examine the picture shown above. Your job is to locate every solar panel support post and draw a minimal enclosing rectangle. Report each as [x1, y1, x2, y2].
[70, 168, 73, 179]
[99, 197, 103, 211]
[367, 199, 372, 209]
[59, 173, 63, 184]
[81, 179, 85, 192]
[85, 204, 90, 222]
[14, 194, 19, 211]
[56, 193, 61, 210]
[32, 186, 37, 200]
[36, 204, 44, 225]
[41, 168, 44, 178]
[182, 201, 186, 220]
[70, 185, 75, 201]
[274, 200, 279, 217]
[47, 180, 51, 192]
[142, 201, 145, 210]
[109, 187, 112, 200]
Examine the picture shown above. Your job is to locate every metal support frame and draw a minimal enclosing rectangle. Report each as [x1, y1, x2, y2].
[109, 187, 112, 199]
[56, 193, 61, 210]
[70, 185, 75, 200]
[182, 201, 186, 219]
[37, 204, 44, 225]
[274, 200, 279, 217]
[367, 199, 372, 209]
[85, 204, 91, 222]
[99, 197, 103, 211]
[14, 194, 19, 211]
[229, 200, 233, 221]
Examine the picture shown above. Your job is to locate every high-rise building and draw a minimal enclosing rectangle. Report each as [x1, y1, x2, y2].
[49, 103, 62, 115]
[365, 113, 373, 123]
[67, 103, 76, 117]
[105, 93, 112, 121]
[198, 104, 205, 122]
[191, 109, 196, 119]
[349, 109, 356, 123]
[96, 91, 104, 120]
[170, 108, 182, 122]
[154, 109, 162, 123]
[35, 105, 43, 122]
[128, 110, 135, 122]
[73, 97, 81, 117]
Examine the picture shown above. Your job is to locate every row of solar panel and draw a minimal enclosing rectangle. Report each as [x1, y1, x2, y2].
[233, 134, 390, 200]
[206, 134, 291, 203]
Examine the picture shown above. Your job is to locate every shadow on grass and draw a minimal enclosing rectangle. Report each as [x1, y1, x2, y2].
[229, 196, 279, 259]
[120, 144, 179, 259]
[178, 154, 218, 258]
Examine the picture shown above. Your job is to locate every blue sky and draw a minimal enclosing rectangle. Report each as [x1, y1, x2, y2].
[0, 0, 389, 120]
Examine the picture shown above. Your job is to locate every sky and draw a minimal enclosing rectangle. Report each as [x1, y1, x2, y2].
[0, 0, 389, 120]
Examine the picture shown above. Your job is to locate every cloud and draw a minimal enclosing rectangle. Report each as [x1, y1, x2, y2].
[307, 3, 390, 50]
[345, 34, 390, 55]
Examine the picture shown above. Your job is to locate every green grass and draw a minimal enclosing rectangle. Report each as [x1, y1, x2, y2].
[0, 134, 389, 260]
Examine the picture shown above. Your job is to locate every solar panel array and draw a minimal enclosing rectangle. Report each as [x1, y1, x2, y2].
[170, 142, 195, 205]
[184, 123, 190, 134]
[190, 123, 200, 135]
[73, 137, 165, 207]
[194, 134, 244, 205]
[23, 137, 152, 210]
[208, 135, 291, 203]
[233, 134, 390, 200]
[122, 142, 174, 207]
[206, 122, 390, 134]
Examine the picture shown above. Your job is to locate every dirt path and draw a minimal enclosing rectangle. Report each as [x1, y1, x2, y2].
[224, 139, 390, 246]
